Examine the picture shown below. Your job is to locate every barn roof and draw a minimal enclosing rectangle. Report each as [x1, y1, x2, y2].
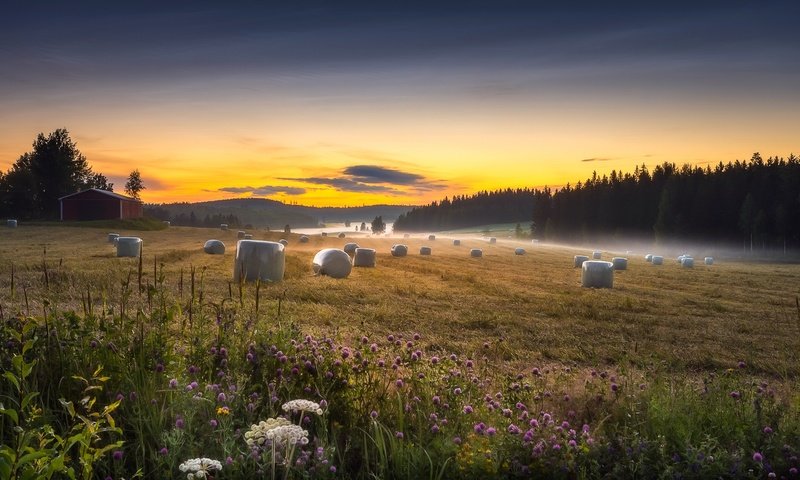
[59, 188, 141, 202]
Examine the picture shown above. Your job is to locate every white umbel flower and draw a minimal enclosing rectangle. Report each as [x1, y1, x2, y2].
[282, 399, 323, 415]
[178, 457, 222, 479]
[265, 424, 309, 447]
[244, 417, 292, 450]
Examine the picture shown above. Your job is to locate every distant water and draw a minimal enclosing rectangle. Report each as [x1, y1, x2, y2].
[292, 223, 394, 236]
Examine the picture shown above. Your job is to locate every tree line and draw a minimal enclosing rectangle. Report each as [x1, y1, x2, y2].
[144, 206, 243, 228]
[394, 153, 800, 248]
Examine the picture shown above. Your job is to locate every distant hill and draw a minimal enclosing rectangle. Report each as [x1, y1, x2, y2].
[144, 198, 414, 229]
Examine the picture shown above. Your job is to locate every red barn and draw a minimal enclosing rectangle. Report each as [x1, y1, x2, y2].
[59, 188, 143, 221]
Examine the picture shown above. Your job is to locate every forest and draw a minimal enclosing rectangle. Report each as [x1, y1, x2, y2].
[394, 153, 800, 249]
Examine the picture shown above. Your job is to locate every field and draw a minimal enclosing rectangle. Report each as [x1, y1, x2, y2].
[1, 224, 799, 478]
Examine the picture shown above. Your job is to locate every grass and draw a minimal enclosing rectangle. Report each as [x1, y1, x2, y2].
[1, 225, 799, 478]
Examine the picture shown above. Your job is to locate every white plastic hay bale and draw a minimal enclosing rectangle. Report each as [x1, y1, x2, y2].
[532, 239, 539, 244]
[239, 231, 249, 239]
[233, 240, 285, 282]
[704, 257, 714, 265]
[116, 237, 142, 257]
[652, 255, 664, 265]
[7, 219, 17, 228]
[279, 239, 288, 246]
[244, 234, 253, 240]
[581, 261, 614, 288]
[677, 254, 688, 264]
[470, 248, 483, 258]
[353, 248, 376, 267]
[592, 251, 602, 259]
[312, 248, 352, 278]
[515, 248, 525, 255]
[162, 221, 170, 227]
[203, 239, 226, 255]
[611, 257, 628, 271]
[428, 234, 436, 241]
[299, 235, 309, 243]
[645, 254, 653, 262]
[220, 224, 228, 230]
[107, 233, 119, 244]
[574, 255, 589, 267]
[321, 232, 327, 237]
[391, 244, 408, 257]
[338, 232, 346, 239]
[453, 239, 461, 246]
[681, 257, 694, 268]
[489, 237, 497, 244]
[420, 246, 432, 256]
[343, 243, 359, 254]
[404, 233, 410, 238]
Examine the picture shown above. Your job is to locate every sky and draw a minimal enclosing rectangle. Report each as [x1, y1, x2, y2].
[1, 1, 798, 206]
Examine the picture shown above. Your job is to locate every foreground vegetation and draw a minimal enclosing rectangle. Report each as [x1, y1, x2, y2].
[1, 225, 799, 478]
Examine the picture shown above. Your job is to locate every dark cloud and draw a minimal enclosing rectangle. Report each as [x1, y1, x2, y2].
[278, 177, 401, 194]
[580, 158, 612, 163]
[342, 165, 425, 185]
[218, 185, 306, 196]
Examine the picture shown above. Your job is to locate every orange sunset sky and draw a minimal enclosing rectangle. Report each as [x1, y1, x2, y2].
[1, 2, 798, 206]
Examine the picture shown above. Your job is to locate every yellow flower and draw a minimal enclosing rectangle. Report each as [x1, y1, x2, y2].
[216, 406, 230, 416]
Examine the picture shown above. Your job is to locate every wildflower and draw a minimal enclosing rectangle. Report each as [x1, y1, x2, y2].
[246, 353, 254, 362]
[159, 447, 169, 455]
[113, 450, 123, 461]
[175, 417, 185, 429]
[431, 356, 439, 364]
[370, 343, 378, 353]
[568, 439, 577, 448]
[466, 360, 474, 368]
[432, 395, 441, 405]
[371, 410, 378, 419]
[244, 418, 292, 449]
[738, 360, 746, 369]
[169, 378, 179, 389]
[282, 399, 324, 415]
[210, 419, 218, 428]
[178, 457, 223, 479]
[330, 466, 337, 473]
[431, 425, 440, 433]
[486, 427, 497, 436]
[155, 363, 164, 373]
[474, 422, 485, 434]
[789, 467, 797, 475]
[463, 405, 473, 414]
[730, 391, 741, 399]
[611, 383, 619, 392]
[217, 393, 226, 403]
[763, 426, 773, 434]
[453, 387, 462, 395]
[395, 431, 404, 439]
[396, 379, 404, 388]
[753, 452, 763, 463]
[508, 424, 520, 434]
[90, 340, 98, 348]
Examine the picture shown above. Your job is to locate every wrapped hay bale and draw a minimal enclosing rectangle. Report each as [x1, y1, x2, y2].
[391, 244, 408, 257]
[233, 240, 285, 282]
[321, 232, 328, 237]
[220, 224, 228, 230]
[677, 254, 688, 264]
[704, 257, 714, 265]
[470, 248, 483, 258]
[237, 231, 246, 239]
[652, 255, 664, 265]
[489, 237, 497, 244]
[645, 254, 653, 262]
[574, 255, 589, 268]
[279, 239, 288, 246]
[581, 260, 614, 288]
[428, 234, 436, 241]
[531, 239, 539, 244]
[343, 243, 359, 254]
[404, 233, 410, 238]
[116, 237, 142, 258]
[681, 257, 694, 268]
[299, 235, 309, 243]
[353, 248, 376, 267]
[338, 232, 346, 239]
[244, 234, 253, 240]
[312, 248, 352, 278]
[592, 251, 602, 259]
[203, 239, 226, 255]
[162, 221, 170, 227]
[7, 219, 17, 228]
[453, 239, 461, 246]
[611, 257, 628, 271]
[108, 233, 120, 244]
[419, 246, 432, 255]
[514, 248, 525, 255]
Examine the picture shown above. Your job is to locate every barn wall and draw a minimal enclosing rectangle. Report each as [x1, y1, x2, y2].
[121, 200, 143, 219]
[62, 198, 120, 220]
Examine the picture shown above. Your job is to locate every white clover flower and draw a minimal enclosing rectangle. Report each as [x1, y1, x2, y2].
[178, 458, 222, 479]
[244, 417, 292, 450]
[282, 399, 324, 415]
[265, 424, 309, 447]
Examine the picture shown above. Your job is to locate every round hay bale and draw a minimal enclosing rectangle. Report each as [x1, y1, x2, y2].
[611, 257, 628, 271]
[312, 248, 352, 278]
[244, 234, 253, 240]
[428, 234, 436, 241]
[353, 248, 376, 267]
[681, 257, 694, 268]
[203, 239, 226, 255]
[489, 237, 497, 244]
[453, 239, 461, 246]
[220, 224, 228, 230]
[404, 233, 410, 238]
[299, 235, 309, 243]
[514, 248, 525, 255]
[237, 231, 246, 239]
[531, 239, 539, 244]
[645, 254, 653, 262]
[108, 233, 119, 244]
[162, 221, 170, 227]
[7, 219, 17, 228]
[574, 255, 589, 268]
[592, 251, 602, 259]
[651, 255, 664, 265]
[279, 239, 288, 246]
[343, 243, 359, 254]
[391, 244, 408, 257]
[704, 256, 714, 265]
[233, 240, 285, 282]
[677, 254, 688, 264]
[116, 237, 142, 258]
[419, 246, 432, 256]
[581, 260, 614, 288]
[470, 248, 483, 258]
[338, 232, 346, 239]
[321, 232, 328, 237]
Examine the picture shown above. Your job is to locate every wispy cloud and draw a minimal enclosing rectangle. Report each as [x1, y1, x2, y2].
[218, 185, 306, 196]
[343, 165, 425, 185]
[278, 177, 401, 194]
[280, 163, 448, 195]
[580, 157, 613, 163]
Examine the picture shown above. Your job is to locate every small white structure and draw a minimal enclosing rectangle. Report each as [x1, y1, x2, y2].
[592, 251, 602, 259]
[514, 248, 525, 255]
[681, 257, 694, 268]
[220, 224, 228, 230]
[611, 257, 628, 271]
[203, 239, 226, 255]
[470, 248, 483, 258]
[489, 237, 497, 244]
[574, 255, 589, 268]
[244, 234, 253, 240]
[419, 246, 432, 255]
[279, 239, 288, 246]
[7, 219, 17, 228]
[581, 260, 614, 288]
[453, 239, 461, 246]
[299, 235, 309, 243]
[704, 257, 714, 265]
[645, 254, 653, 262]
[108, 233, 119, 244]
[234, 240, 285, 282]
[353, 248, 376, 267]
[162, 221, 170, 227]
[237, 231, 246, 239]
[337, 232, 346, 239]
[652, 255, 664, 265]
[116, 237, 142, 258]
[391, 244, 408, 257]
[343, 243, 359, 254]
[312, 248, 352, 278]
